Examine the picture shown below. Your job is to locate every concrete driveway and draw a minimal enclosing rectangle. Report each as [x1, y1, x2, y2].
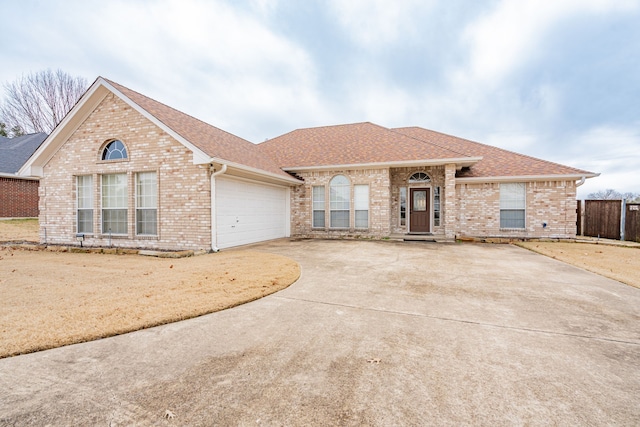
[1, 240, 639, 426]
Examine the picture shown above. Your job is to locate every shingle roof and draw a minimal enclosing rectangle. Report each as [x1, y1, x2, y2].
[0, 133, 47, 174]
[394, 127, 595, 178]
[104, 79, 294, 180]
[258, 122, 472, 168]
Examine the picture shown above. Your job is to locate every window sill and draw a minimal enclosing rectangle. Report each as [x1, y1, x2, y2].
[499, 228, 526, 231]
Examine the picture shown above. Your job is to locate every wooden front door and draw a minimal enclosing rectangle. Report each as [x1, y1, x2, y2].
[409, 188, 430, 233]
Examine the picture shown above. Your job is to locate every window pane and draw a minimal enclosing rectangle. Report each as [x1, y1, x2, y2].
[413, 190, 427, 211]
[355, 210, 368, 228]
[137, 172, 157, 208]
[400, 187, 407, 226]
[313, 211, 325, 228]
[409, 172, 430, 183]
[312, 186, 325, 209]
[330, 210, 349, 228]
[330, 185, 350, 209]
[312, 186, 325, 228]
[136, 172, 157, 235]
[77, 175, 93, 234]
[500, 183, 525, 209]
[77, 175, 93, 209]
[102, 140, 128, 160]
[102, 174, 127, 234]
[136, 209, 157, 235]
[102, 174, 127, 208]
[102, 209, 127, 234]
[77, 209, 93, 234]
[500, 210, 525, 228]
[433, 186, 440, 227]
[330, 175, 350, 228]
[354, 185, 368, 210]
[500, 183, 525, 229]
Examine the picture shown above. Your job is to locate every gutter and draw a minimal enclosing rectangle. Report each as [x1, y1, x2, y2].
[575, 176, 586, 187]
[456, 173, 599, 184]
[282, 157, 483, 172]
[209, 164, 227, 252]
[0, 172, 40, 181]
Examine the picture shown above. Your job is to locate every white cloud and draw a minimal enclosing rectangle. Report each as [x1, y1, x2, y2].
[327, 0, 435, 47]
[563, 125, 640, 196]
[462, 0, 639, 84]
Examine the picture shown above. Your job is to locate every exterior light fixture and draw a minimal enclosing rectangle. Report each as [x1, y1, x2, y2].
[75, 233, 85, 247]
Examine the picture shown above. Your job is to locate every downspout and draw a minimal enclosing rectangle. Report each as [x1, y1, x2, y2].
[210, 164, 227, 252]
[575, 176, 586, 237]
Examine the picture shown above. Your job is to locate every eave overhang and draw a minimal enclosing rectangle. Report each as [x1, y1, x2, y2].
[455, 172, 600, 183]
[282, 157, 483, 172]
[199, 157, 303, 186]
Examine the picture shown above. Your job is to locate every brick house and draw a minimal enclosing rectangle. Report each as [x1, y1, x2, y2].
[19, 77, 597, 250]
[0, 133, 47, 218]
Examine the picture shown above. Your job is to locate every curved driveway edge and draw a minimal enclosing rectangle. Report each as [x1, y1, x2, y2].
[1, 239, 639, 425]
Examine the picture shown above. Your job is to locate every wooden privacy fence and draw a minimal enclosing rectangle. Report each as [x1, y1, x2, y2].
[626, 203, 640, 243]
[579, 200, 640, 242]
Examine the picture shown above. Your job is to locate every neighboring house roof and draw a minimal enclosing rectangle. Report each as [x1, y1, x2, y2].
[0, 132, 47, 175]
[258, 122, 480, 170]
[394, 127, 597, 180]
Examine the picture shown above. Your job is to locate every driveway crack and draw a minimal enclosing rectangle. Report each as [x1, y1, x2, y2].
[274, 295, 640, 347]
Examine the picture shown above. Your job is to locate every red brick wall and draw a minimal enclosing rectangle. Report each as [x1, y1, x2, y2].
[0, 177, 40, 217]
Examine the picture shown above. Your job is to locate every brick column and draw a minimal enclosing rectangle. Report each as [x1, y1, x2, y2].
[444, 163, 456, 239]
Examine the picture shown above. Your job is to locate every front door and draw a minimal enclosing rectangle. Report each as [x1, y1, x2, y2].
[409, 188, 430, 233]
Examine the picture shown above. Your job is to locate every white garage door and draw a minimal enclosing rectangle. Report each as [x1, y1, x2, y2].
[215, 177, 289, 249]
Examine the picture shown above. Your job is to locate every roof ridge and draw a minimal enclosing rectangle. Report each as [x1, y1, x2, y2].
[397, 126, 591, 174]
[391, 127, 471, 159]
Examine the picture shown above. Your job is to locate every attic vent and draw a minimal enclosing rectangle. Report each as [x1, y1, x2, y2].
[408, 172, 430, 183]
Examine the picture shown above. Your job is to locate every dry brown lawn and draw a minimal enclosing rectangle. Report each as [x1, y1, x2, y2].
[0, 218, 39, 242]
[517, 241, 640, 289]
[0, 220, 300, 358]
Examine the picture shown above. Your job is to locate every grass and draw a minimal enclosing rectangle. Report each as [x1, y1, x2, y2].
[0, 218, 39, 242]
[516, 241, 640, 289]
[0, 243, 300, 358]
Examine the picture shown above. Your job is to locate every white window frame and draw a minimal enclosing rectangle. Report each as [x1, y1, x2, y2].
[101, 173, 128, 235]
[312, 185, 325, 228]
[500, 183, 526, 229]
[433, 186, 441, 227]
[330, 175, 350, 228]
[399, 187, 407, 226]
[76, 175, 93, 234]
[136, 172, 158, 236]
[354, 184, 369, 229]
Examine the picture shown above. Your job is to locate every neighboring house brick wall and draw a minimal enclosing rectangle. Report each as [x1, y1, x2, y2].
[290, 168, 391, 238]
[0, 177, 39, 217]
[39, 93, 212, 250]
[455, 180, 578, 239]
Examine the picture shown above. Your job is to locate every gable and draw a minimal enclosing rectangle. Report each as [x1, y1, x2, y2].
[19, 77, 300, 185]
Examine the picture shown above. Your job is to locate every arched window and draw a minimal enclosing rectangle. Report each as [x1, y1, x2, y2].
[408, 172, 430, 183]
[102, 140, 128, 160]
[330, 175, 350, 228]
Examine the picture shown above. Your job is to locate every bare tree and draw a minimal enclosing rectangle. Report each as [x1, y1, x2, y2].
[588, 189, 640, 201]
[0, 69, 88, 135]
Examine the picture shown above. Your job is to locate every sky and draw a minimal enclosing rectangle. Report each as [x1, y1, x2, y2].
[1, 0, 639, 198]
